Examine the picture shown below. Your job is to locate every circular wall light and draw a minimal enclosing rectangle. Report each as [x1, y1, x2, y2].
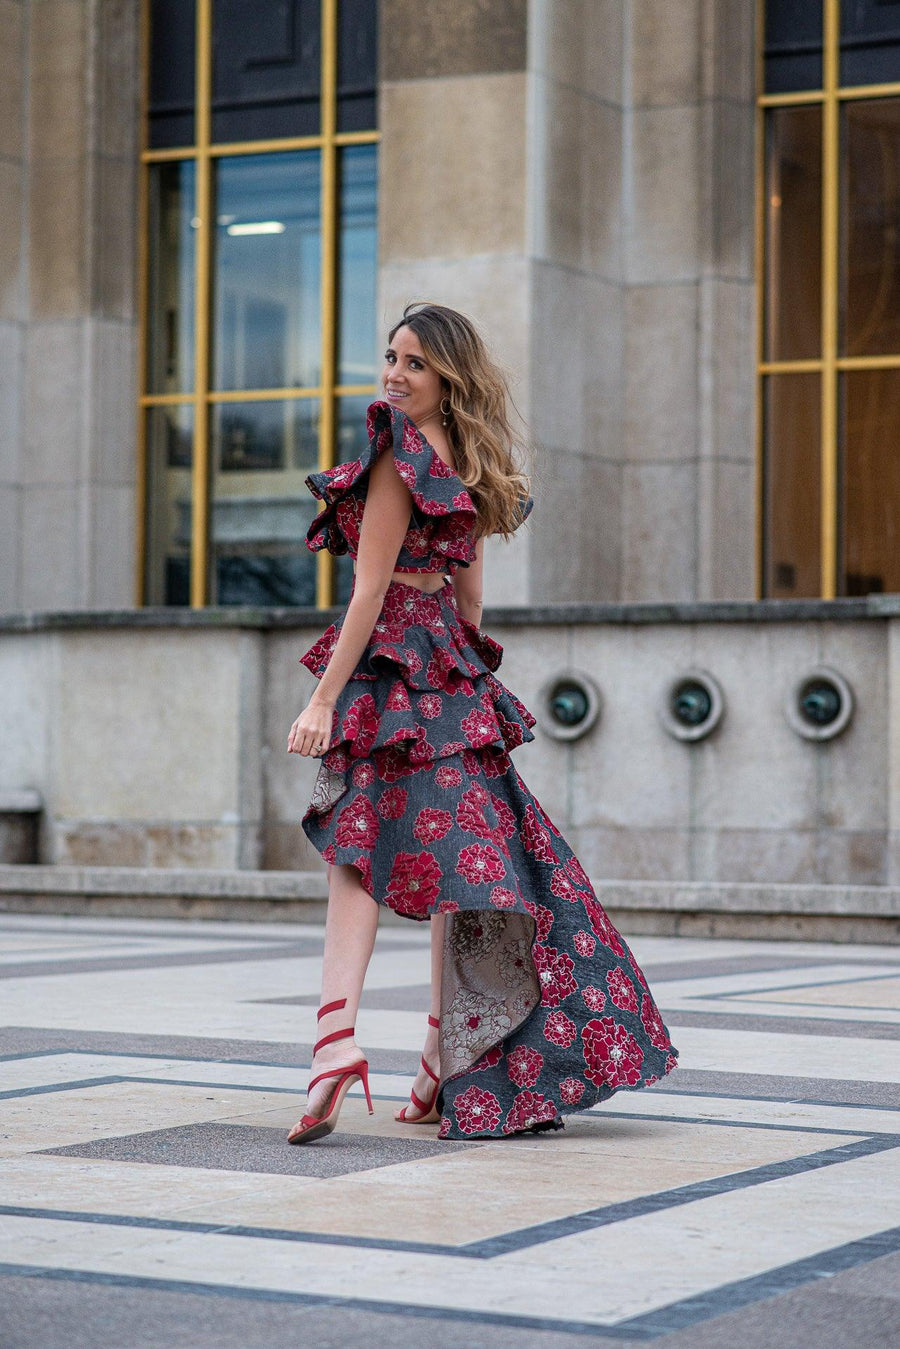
[539, 671, 602, 742]
[658, 669, 724, 742]
[786, 666, 854, 741]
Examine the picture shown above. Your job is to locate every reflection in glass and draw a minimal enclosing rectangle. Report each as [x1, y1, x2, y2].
[147, 163, 196, 395]
[337, 147, 378, 386]
[842, 100, 900, 357]
[212, 153, 321, 392]
[841, 1, 900, 86]
[763, 374, 821, 598]
[212, 0, 321, 142]
[144, 406, 193, 606]
[764, 0, 823, 94]
[337, 0, 378, 132]
[210, 398, 320, 605]
[334, 394, 376, 604]
[765, 107, 822, 362]
[148, 0, 196, 148]
[841, 370, 900, 595]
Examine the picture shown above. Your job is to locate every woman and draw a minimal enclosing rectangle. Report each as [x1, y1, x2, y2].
[287, 302, 677, 1143]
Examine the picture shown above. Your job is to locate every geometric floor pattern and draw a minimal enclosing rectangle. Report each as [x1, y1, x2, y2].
[1, 913, 899, 1348]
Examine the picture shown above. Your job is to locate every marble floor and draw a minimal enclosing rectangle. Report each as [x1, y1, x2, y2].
[1, 914, 899, 1348]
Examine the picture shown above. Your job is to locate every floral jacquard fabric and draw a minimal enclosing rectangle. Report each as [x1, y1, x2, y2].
[299, 406, 677, 1140]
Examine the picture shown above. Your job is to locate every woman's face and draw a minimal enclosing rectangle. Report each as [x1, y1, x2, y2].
[381, 325, 444, 427]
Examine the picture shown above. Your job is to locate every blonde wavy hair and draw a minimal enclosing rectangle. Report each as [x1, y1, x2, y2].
[388, 302, 530, 539]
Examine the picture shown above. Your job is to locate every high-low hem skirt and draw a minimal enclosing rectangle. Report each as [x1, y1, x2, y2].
[300, 579, 678, 1140]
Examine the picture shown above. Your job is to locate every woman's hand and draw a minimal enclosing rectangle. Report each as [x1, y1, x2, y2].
[288, 697, 335, 757]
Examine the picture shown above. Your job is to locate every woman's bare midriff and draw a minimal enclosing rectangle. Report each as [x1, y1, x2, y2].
[352, 564, 447, 594]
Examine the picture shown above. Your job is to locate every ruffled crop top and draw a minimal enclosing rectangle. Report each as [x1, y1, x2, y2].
[306, 400, 530, 574]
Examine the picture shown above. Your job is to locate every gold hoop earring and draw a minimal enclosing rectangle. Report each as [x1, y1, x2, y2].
[440, 397, 452, 427]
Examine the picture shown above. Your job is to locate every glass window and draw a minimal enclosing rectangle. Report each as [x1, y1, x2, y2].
[144, 406, 193, 605]
[148, 0, 196, 148]
[765, 106, 823, 362]
[212, 0, 321, 142]
[209, 398, 320, 605]
[337, 146, 378, 385]
[841, 0, 900, 86]
[337, 0, 378, 133]
[841, 369, 900, 594]
[147, 162, 196, 395]
[764, 0, 824, 94]
[212, 152, 322, 391]
[763, 375, 822, 598]
[841, 99, 900, 357]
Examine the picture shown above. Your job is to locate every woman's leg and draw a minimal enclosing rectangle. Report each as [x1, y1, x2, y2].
[298, 863, 379, 1122]
[394, 913, 444, 1121]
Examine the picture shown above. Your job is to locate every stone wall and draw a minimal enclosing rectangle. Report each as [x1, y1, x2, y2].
[1, 601, 897, 885]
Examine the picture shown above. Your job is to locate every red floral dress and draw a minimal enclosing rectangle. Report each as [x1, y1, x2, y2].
[300, 401, 677, 1139]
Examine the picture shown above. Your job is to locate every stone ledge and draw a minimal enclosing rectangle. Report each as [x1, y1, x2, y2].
[0, 790, 42, 813]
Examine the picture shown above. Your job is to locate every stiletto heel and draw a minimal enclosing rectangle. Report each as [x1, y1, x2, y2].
[397, 1013, 441, 1124]
[287, 997, 371, 1145]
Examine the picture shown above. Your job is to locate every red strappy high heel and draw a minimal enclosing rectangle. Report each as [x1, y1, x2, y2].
[287, 997, 374, 1145]
[397, 1013, 441, 1124]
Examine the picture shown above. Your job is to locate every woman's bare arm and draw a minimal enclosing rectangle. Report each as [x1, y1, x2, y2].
[288, 451, 412, 757]
[451, 535, 485, 627]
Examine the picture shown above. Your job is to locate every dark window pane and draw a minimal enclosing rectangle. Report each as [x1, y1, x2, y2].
[337, 0, 378, 132]
[212, 0, 321, 142]
[210, 398, 320, 605]
[841, 0, 900, 86]
[144, 406, 193, 605]
[765, 106, 823, 361]
[334, 393, 374, 603]
[765, 0, 823, 93]
[841, 369, 900, 594]
[842, 99, 900, 356]
[148, 0, 196, 148]
[147, 162, 196, 394]
[763, 374, 821, 598]
[337, 145, 378, 384]
[212, 152, 322, 391]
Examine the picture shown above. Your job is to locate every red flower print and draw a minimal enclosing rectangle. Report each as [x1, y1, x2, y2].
[503, 1090, 557, 1135]
[566, 856, 591, 888]
[456, 782, 491, 836]
[532, 945, 576, 1007]
[413, 807, 454, 844]
[481, 750, 509, 778]
[507, 1045, 544, 1088]
[665, 1053, 678, 1075]
[353, 854, 373, 893]
[322, 843, 337, 864]
[461, 750, 481, 775]
[523, 902, 554, 942]
[461, 708, 497, 746]
[640, 994, 672, 1052]
[435, 764, 463, 789]
[582, 1017, 645, 1089]
[335, 794, 380, 849]
[606, 968, 639, 1015]
[471, 1044, 503, 1072]
[490, 886, 518, 910]
[550, 869, 579, 902]
[632, 961, 649, 991]
[574, 930, 596, 958]
[426, 647, 457, 690]
[376, 785, 408, 819]
[453, 1085, 502, 1135]
[418, 693, 443, 720]
[352, 762, 375, 788]
[452, 490, 473, 511]
[342, 693, 379, 757]
[407, 734, 437, 765]
[543, 1009, 576, 1048]
[394, 458, 417, 490]
[582, 896, 626, 958]
[435, 899, 460, 914]
[385, 851, 443, 918]
[489, 794, 517, 839]
[439, 740, 466, 756]
[385, 681, 412, 712]
[456, 843, 506, 884]
[583, 986, 606, 1012]
[560, 1077, 586, 1105]
[438, 1116, 450, 1139]
[402, 647, 423, 675]
[376, 746, 423, 782]
[429, 455, 454, 478]
[521, 804, 559, 863]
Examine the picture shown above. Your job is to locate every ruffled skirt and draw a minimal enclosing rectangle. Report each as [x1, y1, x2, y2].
[300, 579, 677, 1139]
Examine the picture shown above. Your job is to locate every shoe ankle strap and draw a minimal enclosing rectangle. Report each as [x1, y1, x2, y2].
[318, 997, 348, 1021]
[314, 1025, 355, 1055]
[427, 1014, 440, 1029]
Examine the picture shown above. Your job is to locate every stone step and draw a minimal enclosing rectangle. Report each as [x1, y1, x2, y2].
[0, 865, 898, 942]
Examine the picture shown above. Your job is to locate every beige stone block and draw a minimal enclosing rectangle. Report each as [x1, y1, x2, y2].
[817, 621, 889, 832]
[0, 631, 51, 794]
[693, 828, 817, 884]
[0, 160, 22, 322]
[28, 0, 86, 160]
[626, 105, 701, 284]
[24, 322, 83, 483]
[262, 822, 325, 872]
[0, 0, 24, 160]
[696, 458, 755, 601]
[530, 454, 622, 603]
[145, 824, 247, 870]
[813, 830, 887, 886]
[621, 462, 698, 601]
[706, 96, 755, 281]
[88, 485, 137, 608]
[530, 0, 623, 106]
[20, 485, 82, 608]
[628, 0, 701, 107]
[95, 0, 141, 159]
[88, 319, 138, 482]
[0, 485, 19, 609]
[699, 278, 755, 463]
[53, 821, 149, 867]
[379, 74, 526, 262]
[0, 322, 22, 480]
[380, 0, 526, 80]
[535, 80, 622, 276]
[262, 629, 328, 826]
[482, 527, 531, 608]
[568, 824, 692, 881]
[90, 156, 138, 321]
[28, 159, 87, 318]
[624, 284, 698, 463]
[701, 0, 755, 105]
